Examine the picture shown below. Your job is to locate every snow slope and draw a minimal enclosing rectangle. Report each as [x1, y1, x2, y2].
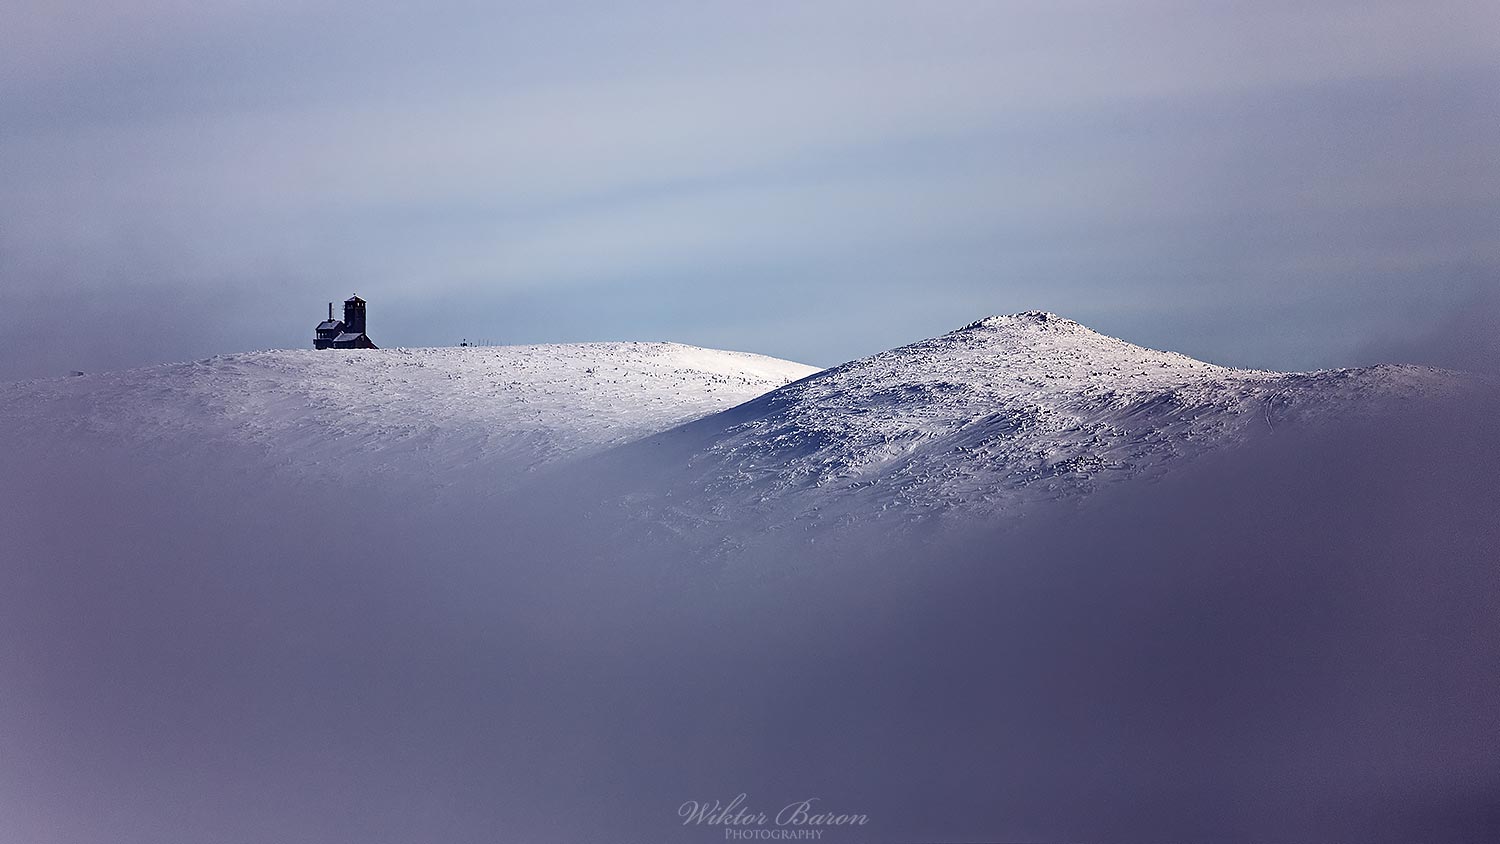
[2, 317, 1490, 844]
[1, 314, 1465, 524]
[0, 343, 820, 490]
[607, 312, 1465, 531]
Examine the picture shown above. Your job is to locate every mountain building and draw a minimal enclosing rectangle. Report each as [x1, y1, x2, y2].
[314, 296, 378, 349]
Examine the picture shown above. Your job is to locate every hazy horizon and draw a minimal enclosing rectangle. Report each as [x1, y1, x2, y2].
[3, 1, 1498, 380]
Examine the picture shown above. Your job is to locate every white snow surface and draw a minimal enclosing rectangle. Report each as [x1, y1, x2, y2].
[0, 342, 820, 489]
[1, 313, 1465, 523]
[628, 311, 1467, 528]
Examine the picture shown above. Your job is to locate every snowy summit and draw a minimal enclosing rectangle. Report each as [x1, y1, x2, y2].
[0, 313, 1461, 522]
[616, 311, 1464, 527]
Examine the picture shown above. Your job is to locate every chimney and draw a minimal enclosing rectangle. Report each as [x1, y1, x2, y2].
[328, 302, 334, 321]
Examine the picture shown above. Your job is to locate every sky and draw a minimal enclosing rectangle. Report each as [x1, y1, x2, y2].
[2, 0, 1497, 380]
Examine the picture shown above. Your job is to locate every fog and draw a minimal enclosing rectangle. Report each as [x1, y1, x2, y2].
[6, 1, 1497, 837]
[3, 385, 1496, 842]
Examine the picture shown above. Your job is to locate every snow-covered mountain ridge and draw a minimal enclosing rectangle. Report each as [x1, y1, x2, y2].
[0, 342, 820, 488]
[1, 314, 1465, 522]
[616, 311, 1465, 528]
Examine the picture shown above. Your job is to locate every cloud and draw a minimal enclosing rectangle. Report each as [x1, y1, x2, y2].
[3, 370, 1497, 842]
[1, 0, 1497, 378]
[1355, 283, 1500, 373]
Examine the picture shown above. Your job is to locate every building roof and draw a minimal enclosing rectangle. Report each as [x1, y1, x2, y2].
[332, 332, 367, 343]
[317, 320, 343, 331]
[345, 295, 365, 304]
